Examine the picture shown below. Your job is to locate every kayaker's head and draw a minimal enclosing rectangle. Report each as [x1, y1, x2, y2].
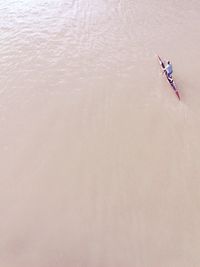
[168, 61, 170, 64]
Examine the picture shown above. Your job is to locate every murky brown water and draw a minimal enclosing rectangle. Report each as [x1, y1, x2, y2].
[1, 0, 200, 266]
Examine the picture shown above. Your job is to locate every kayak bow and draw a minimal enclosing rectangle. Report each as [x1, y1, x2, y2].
[157, 55, 180, 100]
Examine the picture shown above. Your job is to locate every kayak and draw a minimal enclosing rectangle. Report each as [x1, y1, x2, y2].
[157, 55, 180, 100]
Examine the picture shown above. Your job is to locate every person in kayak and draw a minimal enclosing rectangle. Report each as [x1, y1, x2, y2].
[163, 61, 173, 79]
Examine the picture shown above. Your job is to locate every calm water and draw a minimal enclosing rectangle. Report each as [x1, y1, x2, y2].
[1, 1, 200, 266]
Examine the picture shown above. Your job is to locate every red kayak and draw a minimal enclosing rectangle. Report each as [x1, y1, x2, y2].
[157, 55, 180, 100]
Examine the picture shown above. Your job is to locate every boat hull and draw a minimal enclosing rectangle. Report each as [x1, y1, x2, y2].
[157, 55, 180, 100]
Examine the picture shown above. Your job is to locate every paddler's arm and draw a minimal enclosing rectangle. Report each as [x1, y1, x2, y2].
[162, 65, 167, 74]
